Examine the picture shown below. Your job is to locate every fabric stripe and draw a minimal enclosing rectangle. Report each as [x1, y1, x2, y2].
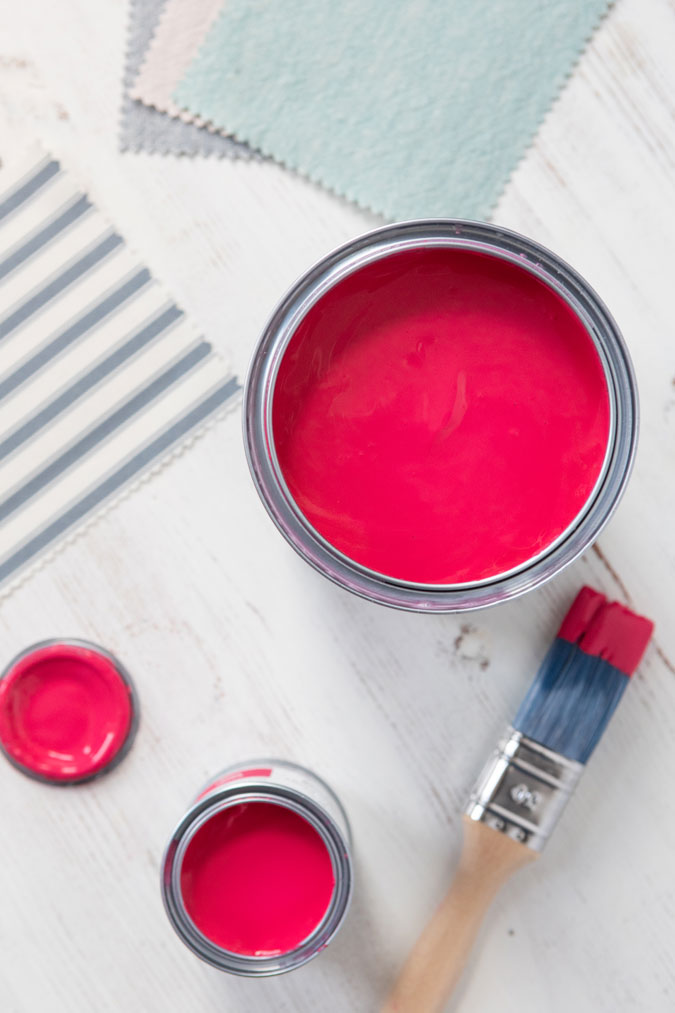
[0, 175, 80, 259]
[0, 149, 237, 595]
[0, 208, 111, 313]
[0, 343, 210, 522]
[0, 305, 185, 463]
[0, 232, 123, 339]
[0, 321, 200, 485]
[0, 269, 156, 401]
[0, 291, 171, 429]
[0, 246, 151, 373]
[0, 301, 179, 459]
[0, 378, 239, 584]
[0, 359, 234, 557]
[0, 195, 91, 281]
[0, 160, 60, 223]
[0, 357, 233, 558]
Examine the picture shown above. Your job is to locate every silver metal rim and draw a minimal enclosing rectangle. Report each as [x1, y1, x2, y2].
[161, 778, 353, 976]
[244, 219, 638, 613]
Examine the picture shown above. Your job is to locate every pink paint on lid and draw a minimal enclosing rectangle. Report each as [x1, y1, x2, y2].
[180, 800, 336, 957]
[0, 641, 136, 783]
[272, 247, 611, 586]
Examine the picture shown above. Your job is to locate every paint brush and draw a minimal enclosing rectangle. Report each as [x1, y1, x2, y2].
[383, 586, 654, 1013]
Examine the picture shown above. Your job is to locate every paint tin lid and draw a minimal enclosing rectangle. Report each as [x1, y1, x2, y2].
[0, 639, 138, 784]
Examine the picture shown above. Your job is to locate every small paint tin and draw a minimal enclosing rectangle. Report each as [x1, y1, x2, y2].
[161, 759, 353, 976]
[244, 220, 638, 612]
[0, 639, 138, 784]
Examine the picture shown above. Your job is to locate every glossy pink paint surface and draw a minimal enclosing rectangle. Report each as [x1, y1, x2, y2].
[273, 248, 611, 584]
[180, 801, 335, 956]
[0, 643, 133, 781]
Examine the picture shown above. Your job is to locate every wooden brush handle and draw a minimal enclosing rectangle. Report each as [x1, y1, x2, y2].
[383, 815, 538, 1013]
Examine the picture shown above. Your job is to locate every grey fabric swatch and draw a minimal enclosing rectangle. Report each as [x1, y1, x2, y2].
[120, 0, 255, 159]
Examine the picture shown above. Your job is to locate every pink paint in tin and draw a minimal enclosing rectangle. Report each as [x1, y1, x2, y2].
[245, 221, 638, 611]
[161, 760, 353, 976]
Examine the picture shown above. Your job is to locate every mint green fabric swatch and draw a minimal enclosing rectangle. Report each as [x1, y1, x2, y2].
[175, 0, 609, 221]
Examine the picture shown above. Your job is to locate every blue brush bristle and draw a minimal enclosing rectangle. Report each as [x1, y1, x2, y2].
[513, 637, 630, 764]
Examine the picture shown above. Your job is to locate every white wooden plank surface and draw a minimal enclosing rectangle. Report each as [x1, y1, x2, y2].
[1, 0, 675, 1010]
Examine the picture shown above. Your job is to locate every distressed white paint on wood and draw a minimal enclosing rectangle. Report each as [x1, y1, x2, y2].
[1, 0, 675, 1010]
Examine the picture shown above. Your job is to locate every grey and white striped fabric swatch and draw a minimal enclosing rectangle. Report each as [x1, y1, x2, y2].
[0, 147, 239, 596]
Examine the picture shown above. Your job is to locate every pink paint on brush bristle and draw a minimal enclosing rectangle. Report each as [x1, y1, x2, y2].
[581, 601, 654, 676]
[557, 586, 606, 643]
[557, 586, 654, 676]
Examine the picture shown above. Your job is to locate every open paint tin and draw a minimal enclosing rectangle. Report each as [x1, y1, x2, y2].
[244, 220, 638, 612]
[161, 760, 353, 976]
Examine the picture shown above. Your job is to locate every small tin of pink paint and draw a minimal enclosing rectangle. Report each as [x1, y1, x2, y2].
[244, 220, 638, 612]
[161, 759, 353, 976]
[0, 639, 138, 784]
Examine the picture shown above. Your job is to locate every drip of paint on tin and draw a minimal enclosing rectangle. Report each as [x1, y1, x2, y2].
[195, 767, 273, 802]
[180, 801, 336, 956]
[272, 247, 611, 585]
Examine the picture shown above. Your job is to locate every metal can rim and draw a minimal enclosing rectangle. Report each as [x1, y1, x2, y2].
[161, 764, 354, 977]
[243, 219, 638, 613]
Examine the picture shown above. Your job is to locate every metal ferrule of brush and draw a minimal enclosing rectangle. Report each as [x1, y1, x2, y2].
[465, 727, 584, 852]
